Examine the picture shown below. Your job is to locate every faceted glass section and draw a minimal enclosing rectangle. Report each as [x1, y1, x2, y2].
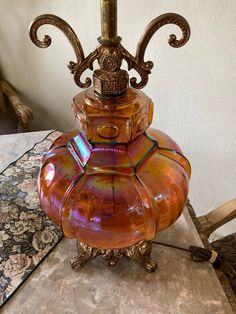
[72, 88, 153, 144]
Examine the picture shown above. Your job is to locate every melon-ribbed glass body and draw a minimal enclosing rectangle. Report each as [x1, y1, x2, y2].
[38, 88, 190, 249]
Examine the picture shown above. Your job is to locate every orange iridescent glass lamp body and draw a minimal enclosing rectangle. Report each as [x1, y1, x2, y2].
[30, 0, 191, 272]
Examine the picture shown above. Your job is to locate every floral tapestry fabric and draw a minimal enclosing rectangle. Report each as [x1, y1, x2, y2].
[0, 131, 63, 307]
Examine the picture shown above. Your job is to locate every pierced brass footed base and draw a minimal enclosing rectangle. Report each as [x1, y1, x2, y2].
[70, 240, 157, 273]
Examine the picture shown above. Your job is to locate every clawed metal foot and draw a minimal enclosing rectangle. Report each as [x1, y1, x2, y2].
[70, 240, 157, 273]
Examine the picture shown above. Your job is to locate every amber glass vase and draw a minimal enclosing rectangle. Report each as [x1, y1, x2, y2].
[38, 87, 191, 249]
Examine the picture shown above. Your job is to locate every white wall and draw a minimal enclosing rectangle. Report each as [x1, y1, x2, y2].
[0, 0, 235, 235]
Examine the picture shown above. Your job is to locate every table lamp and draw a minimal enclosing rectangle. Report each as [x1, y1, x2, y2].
[29, 0, 191, 272]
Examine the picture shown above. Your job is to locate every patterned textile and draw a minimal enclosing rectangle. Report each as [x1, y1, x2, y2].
[0, 131, 63, 308]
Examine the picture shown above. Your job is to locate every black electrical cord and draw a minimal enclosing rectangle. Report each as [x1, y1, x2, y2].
[152, 240, 224, 269]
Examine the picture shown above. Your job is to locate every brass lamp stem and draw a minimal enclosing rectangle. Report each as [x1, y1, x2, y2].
[100, 0, 117, 42]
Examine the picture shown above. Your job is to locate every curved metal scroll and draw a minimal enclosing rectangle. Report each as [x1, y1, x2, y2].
[29, 14, 84, 64]
[29, 14, 97, 88]
[125, 13, 191, 89]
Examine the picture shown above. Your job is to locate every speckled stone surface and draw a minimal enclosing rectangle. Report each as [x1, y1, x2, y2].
[0, 131, 233, 314]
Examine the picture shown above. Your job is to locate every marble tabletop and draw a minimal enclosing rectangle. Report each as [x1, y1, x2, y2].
[0, 131, 233, 314]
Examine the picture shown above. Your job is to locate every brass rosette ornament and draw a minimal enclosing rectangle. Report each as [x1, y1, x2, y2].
[30, 0, 191, 272]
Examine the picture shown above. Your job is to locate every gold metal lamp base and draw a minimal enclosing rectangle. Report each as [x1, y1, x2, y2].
[70, 240, 157, 273]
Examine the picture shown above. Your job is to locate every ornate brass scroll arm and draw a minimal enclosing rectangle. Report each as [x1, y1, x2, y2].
[121, 13, 190, 89]
[29, 14, 85, 63]
[136, 13, 191, 65]
[68, 50, 99, 89]
[120, 46, 150, 89]
[29, 14, 99, 88]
